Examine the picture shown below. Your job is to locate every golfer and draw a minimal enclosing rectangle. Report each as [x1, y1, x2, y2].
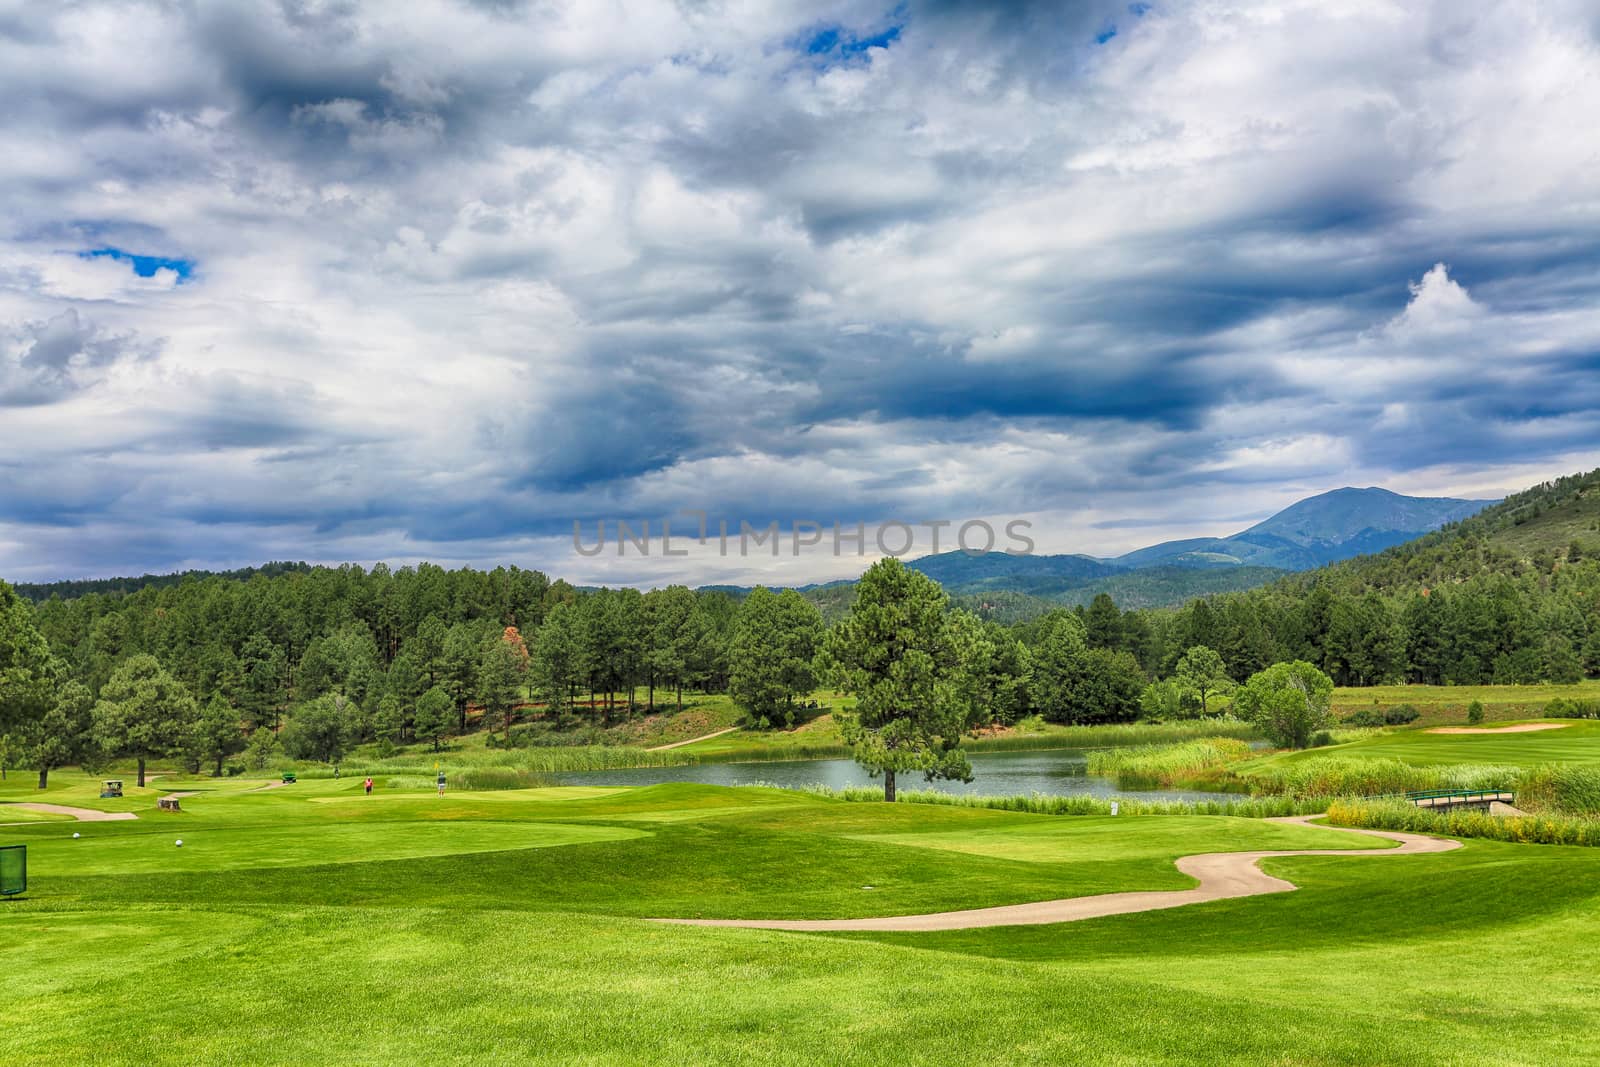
[436, 769, 446, 796]
[364, 776, 373, 796]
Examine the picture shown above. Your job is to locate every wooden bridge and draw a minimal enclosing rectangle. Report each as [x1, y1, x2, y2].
[1367, 789, 1516, 811]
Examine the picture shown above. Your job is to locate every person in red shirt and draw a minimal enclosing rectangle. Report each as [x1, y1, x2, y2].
[363, 777, 373, 796]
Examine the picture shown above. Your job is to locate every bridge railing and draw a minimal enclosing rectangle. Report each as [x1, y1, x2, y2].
[1362, 788, 1515, 805]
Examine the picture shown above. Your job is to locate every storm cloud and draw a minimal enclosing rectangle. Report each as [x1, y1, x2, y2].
[2, 0, 1599, 586]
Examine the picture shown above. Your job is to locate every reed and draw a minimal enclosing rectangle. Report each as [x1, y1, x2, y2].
[1086, 737, 1254, 790]
[1327, 797, 1600, 847]
[780, 783, 1328, 818]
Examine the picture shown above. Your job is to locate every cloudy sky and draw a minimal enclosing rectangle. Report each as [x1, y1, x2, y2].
[3, 0, 1600, 588]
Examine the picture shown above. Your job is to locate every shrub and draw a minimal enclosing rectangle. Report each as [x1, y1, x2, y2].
[1309, 731, 1335, 748]
[1382, 704, 1420, 725]
[1545, 697, 1600, 719]
[1466, 700, 1484, 725]
[1344, 709, 1386, 727]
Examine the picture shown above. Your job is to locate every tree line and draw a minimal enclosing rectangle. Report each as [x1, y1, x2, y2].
[3, 501, 1597, 788]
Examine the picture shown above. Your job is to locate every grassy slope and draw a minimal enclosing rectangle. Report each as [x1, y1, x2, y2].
[1250, 718, 1600, 770]
[1485, 476, 1600, 557]
[4, 775, 1600, 1064]
[1331, 680, 1600, 727]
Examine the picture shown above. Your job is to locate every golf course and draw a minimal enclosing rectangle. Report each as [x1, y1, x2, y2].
[6, 729, 1600, 1066]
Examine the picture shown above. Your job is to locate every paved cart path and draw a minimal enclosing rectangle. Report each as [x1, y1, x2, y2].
[653, 816, 1461, 932]
[648, 727, 741, 751]
[2, 803, 138, 822]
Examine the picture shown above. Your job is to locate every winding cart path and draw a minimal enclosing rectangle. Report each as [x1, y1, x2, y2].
[654, 816, 1460, 932]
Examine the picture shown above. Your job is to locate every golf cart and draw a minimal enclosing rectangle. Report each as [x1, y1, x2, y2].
[99, 780, 123, 799]
[281, 771, 297, 784]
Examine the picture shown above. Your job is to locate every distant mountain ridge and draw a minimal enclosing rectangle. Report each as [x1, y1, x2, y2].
[1112, 486, 1495, 571]
[899, 486, 1495, 610]
[15, 486, 1498, 618]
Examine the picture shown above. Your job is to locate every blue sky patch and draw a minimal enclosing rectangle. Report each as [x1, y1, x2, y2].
[803, 20, 902, 64]
[1096, 25, 1118, 44]
[81, 246, 195, 282]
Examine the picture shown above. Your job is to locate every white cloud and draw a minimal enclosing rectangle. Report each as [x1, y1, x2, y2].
[1387, 262, 1481, 337]
[1, 0, 1599, 584]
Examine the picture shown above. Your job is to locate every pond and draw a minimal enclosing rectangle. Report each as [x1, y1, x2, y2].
[552, 748, 1239, 802]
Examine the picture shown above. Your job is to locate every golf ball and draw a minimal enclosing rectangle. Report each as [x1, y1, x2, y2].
[175, 839, 183, 847]
[72, 832, 81, 839]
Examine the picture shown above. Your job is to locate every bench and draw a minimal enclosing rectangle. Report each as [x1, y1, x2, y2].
[157, 796, 182, 812]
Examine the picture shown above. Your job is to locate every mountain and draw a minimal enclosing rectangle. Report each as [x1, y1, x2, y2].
[891, 486, 1495, 608]
[1281, 468, 1600, 596]
[1112, 487, 1495, 571]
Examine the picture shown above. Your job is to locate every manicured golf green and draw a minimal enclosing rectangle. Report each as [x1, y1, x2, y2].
[4, 773, 1599, 1064]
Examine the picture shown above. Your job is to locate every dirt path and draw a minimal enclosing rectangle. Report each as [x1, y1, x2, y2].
[1428, 723, 1569, 734]
[1, 803, 138, 822]
[647, 727, 740, 751]
[242, 780, 290, 792]
[653, 816, 1461, 932]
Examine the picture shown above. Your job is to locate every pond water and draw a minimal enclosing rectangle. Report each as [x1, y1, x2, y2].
[552, 748, 1238, 803]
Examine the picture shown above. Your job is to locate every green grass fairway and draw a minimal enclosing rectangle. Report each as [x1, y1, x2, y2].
[28, 820, 646, 874]
[5, 775, 1600, 1064]
[1255, 718, 1600, 769]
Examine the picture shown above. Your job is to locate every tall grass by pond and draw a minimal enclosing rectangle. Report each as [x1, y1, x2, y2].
[1514, 764, 1600, 815]
[967, 717, 1259, 753]
[1327, 797, 1600, 847]
[1086, 738, 1255, 790]
[1244, 757, 1521, 799]
[786, 783, 1328, 817]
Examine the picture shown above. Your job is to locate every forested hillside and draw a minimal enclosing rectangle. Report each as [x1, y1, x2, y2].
[12, 562, 315, 602]
[4, 469, 1598, 785]
[1148, 469, 1600, 686]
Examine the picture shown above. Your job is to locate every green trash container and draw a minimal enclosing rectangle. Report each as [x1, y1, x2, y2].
[0, 845, 25, 898]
